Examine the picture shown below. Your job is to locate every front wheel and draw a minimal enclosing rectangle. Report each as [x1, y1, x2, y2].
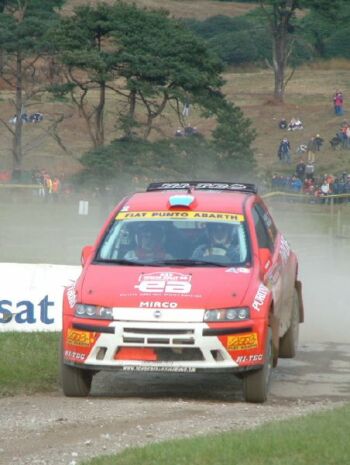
[61, 361, 93, 397]
[60, 339, 93, 397]
[242, 328, 273, 403]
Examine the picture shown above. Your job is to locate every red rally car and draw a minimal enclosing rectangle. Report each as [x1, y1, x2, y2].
[61, 181, 304, 402]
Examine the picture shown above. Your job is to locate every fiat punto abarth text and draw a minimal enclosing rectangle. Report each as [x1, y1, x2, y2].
[61, 182, 304, 402]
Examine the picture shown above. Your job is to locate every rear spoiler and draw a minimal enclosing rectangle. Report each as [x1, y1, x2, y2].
[146, 181, 257, 194]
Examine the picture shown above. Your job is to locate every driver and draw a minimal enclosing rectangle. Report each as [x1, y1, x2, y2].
[124, 223, 172, 261]
[192, 223, 240, 262]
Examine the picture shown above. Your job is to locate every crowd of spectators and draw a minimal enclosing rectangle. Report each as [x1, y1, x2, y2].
[271, 165, 350, 203]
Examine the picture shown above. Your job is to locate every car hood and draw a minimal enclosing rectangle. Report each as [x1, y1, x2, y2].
[78, 264, 254, 309]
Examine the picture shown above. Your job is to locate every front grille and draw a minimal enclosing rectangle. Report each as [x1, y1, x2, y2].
[124, 328, 194, 335]
[122, 327, 195, 346]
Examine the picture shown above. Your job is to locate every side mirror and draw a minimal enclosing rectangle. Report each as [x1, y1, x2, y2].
[81, 245, 93, 267]
[259, 248, 272, 272]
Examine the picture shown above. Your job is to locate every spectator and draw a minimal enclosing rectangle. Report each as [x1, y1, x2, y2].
[307, 136, 317, 163]
[330, 133, 342, 150]
[29, 112, 44, 123]
[320, 179, 331, 204]
[296, 159, 306, 180]
[278, 137, 291, 163]
[279, 118, 287, 129]
[290, 175, 302, 193]
[333, 90, 344, 115]
[52, 176, 61, 201]
[305, 161, 315, 181]
[288, 117, 303, 131]
[296, 143, 307, 156]
[314, 134, 324, 151]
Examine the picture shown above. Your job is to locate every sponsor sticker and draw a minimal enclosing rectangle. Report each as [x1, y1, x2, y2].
[64, 350, 86, 361]
[116, 211, 244, 222]
[227, 332, 258, 351]
[135, 272, 192, 294]
[66, 284, 76, 309]
[66, 328, 94, 347]
[122, 365, 196, 373]
[280, 235, 291, 265]
[139, 301, 178, 308]
[236, 354, 263, 363]
[226, 267, 251, 274]
[252, 283, 269, 311]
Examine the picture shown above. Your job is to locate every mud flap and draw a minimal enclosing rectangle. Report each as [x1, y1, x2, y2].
[269, 312, 279, 367]
[295, 280, 304, 323]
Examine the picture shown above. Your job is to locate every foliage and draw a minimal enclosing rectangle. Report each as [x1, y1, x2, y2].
[0, 332, 60, 396]
[0, 0, 66, 169]
[48, 2, 225, 145]
[211, 101, 256, 175]
[79, 99, 256, 186]
[79, 136, 214, 186]
[324, 27, 350, 59]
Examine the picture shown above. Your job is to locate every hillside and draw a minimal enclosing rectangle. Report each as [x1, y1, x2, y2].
[64, 0, 256, 20]
[0, 1, 349, 183]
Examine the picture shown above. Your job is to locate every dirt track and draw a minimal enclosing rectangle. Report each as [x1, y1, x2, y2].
[1, 202, 350, 464]
[1, 342, 349, 465]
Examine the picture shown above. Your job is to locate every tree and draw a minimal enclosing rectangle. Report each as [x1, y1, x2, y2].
[49, 3, 225, 146]
[0, 0, 65, 170]
[211, 101, 256, 175]
[257, 0, 349, 102]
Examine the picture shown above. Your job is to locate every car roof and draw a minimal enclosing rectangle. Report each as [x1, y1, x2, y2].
[121, 189, 255, 215]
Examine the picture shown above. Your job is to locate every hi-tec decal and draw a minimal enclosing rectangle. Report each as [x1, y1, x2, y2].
[252, 284, 269, 311]
[64, 350, 86, 361]
[135, 272, 192, 294]
[139, 301, 178, 308]
[116, 211, 244, 222]
[227, 333, 258, 351]
[236, 354, 263, 363]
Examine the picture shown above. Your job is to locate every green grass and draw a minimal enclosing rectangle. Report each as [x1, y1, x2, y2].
[81, 403, 350, 465]
[0, 332, 60, 396]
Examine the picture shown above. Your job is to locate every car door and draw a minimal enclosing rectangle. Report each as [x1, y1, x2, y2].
[253, 202, 294, 336]
[251, 203, 284, 329]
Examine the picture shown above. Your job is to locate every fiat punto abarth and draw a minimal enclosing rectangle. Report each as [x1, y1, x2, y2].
[61, 182, 303, 402]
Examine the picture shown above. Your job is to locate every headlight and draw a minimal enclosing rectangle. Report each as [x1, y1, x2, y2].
[75, 304, 113, 320]
[203, 307, 250, 322]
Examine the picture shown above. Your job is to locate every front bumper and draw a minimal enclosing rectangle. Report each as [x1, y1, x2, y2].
[63, 316, 267, 373]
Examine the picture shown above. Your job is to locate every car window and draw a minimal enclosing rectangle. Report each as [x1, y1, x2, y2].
[254, 203, 278, 243]
[252, 206, 274, 253]
[96, 217, 251, 267]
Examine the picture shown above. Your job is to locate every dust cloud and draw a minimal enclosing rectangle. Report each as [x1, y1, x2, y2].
[271, 203, 350, 344]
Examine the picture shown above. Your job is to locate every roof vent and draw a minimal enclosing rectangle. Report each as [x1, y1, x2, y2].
[169, 194, 194, 208]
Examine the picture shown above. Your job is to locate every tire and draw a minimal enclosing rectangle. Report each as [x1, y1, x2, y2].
[279, 288, 300, 358]
[60, 339, 93, 397]
[242, 328, 273, 403]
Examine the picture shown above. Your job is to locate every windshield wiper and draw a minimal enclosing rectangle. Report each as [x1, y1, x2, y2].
[151, 259, 229, 267]
[94, 258, 147, 266]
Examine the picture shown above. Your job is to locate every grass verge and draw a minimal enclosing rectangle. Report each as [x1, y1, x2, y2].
[81, 403, 350, 465]
[0, 332, 60, 396]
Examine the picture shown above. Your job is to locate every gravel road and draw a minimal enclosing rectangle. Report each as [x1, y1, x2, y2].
[1, 342, 349, 465]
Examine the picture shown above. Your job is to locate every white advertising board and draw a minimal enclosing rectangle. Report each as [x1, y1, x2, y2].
[0, 263, 81, 332]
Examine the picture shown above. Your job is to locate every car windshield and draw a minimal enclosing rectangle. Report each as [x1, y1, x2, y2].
[96, 217, 250, 267]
